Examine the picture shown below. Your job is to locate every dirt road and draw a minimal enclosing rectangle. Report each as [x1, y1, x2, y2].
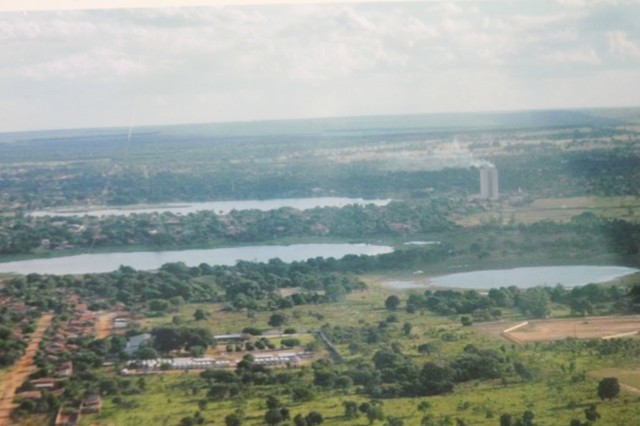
[0, 313, 53, 426]
[95, 312, 117, 339]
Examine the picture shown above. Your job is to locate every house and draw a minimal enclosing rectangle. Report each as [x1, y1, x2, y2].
[80, 395, 102, 413]
[30, 377, 56, 389]
[253, 352, 300, 366]
[125, 333, 152, 356]
[55, 361, 73, 377]
[16, 391, 42, 400]
[113, 318, 128, 329]
[127, 357, 230, 372]
[213, 333, 247, 341]
[54, 408, 80, 426]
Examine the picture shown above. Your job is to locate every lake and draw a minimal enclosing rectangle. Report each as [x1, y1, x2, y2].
[29, 197, 391, 217]
[0, 243, 393, 275]
[384, 265, 639, 290]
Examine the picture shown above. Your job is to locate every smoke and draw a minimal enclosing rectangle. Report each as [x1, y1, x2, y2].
[378, 137, 494, 172]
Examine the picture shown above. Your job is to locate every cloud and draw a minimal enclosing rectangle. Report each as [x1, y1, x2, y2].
[608, 30, 640, 58]
[556, 0, 586, 7]
[541, 46, 601, 65]
[17, 49, 146, 80]
[1, 1, 640, 131]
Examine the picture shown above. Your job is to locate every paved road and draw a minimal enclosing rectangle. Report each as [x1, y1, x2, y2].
[0, 313, 53, 426]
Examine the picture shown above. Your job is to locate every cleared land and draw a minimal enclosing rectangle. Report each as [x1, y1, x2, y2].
[497, 315, 640, 343]
[0, 314, 53, 426]
[591, 368, 640, 392]
[95, 312, 118, 339]
[456, 196, 640, 226]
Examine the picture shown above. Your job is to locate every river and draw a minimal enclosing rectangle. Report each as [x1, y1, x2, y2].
[0, 243, 393, 275]
[29, 197, 391, 217]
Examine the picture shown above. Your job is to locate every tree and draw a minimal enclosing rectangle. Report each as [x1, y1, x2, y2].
[266, 395, 281, 409]
[225, 411, 244, 426]
[344, 401, 359, 419]
[522, 410, 535, 426]
[420, 414, 436, 426]
[385, 416, 404, 426]
[597, 377, 620, 400]
[359, 402, 371, 414]
[305, 411, 324, 425]
[402, 322, 412, 336]
[194, 308, 206, 321]
[294, 414, 308, 426]
[584, 404, 600, 422]
[460, 316, 473, 326]
[151, 326, 213, 352]
[189, 345, 206, 357]
[419, 362, 454, 396]
[136, 347, 158, 360]
[265, 408, 284, 425]
[336, 375, 353, 390]
[268, 313, 287, 328]
[149, 299, 169, 312]
[385, 295, 400, 311]
[366, 406, 385, 425]
[280, 407, 291, 421]
[499, 413, 512, 426]
[517, 288, 550, 318]
[291, 386, 315, 402]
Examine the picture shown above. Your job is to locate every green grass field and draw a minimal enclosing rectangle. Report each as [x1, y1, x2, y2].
[456, 196, 640, 226]
[78, 350, 640, 426]
[54, 274, 640, 426]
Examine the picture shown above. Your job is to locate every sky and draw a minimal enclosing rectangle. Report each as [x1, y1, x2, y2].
[1, 0, 640, 132]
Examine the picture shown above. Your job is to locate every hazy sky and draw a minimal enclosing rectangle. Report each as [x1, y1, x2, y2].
[2, 0, 640, 132]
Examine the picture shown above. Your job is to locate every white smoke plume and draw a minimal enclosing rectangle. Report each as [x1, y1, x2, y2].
[378, 137, 494, 172]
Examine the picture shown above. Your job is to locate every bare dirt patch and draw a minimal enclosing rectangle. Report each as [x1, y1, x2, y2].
[506, 315, 640, 343]
[474, 320, 525, 340]
[95, 312, 118, 339]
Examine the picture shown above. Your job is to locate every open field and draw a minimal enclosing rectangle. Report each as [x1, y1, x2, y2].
[455, 196, 640, 226]
[591, 368, 640, 391]
[78, 352, 640, 426]
[499, 315, 640, 343]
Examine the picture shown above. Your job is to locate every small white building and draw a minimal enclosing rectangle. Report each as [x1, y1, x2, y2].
[253, 352, 300, 366]
[113, 318, 129, 329]
[129, 357, 230, 371]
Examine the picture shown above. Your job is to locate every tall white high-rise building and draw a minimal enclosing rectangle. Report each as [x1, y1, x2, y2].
[480, 166, 499, 200]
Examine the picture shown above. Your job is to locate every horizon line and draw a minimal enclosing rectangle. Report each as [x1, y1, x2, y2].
[1, 105, 637, 136]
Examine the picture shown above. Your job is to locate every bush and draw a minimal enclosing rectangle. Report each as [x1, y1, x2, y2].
[242, 327, 262, 336]
[281, 338, 301, 348]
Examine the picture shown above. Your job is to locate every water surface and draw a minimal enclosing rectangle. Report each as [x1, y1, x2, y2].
[0, 243, 393, 275]
[384, 265, 638, 290]
[30, 197, 391, 217]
